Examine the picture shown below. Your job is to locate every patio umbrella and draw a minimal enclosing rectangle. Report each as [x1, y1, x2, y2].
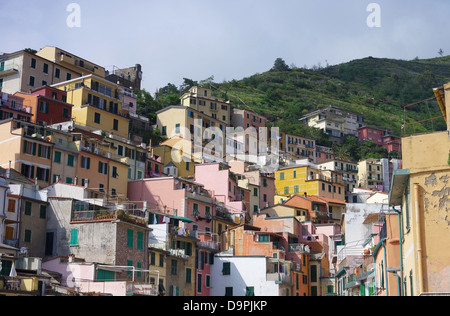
[9, 262, 17, 278]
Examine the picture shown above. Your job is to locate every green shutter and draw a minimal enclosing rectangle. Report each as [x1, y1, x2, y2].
[137, 231, 143, 250]
[68, 155, 74, 167]
[127, 229, 133, 248]
[40, 205, 46, 219]
[246, 287, 255, 296]
[97, 269, 115, 281]
[24, 230, 32, 243]
[186, 268, 191, 284]
[70, 229, 78, 246]
[127, 260, 133, 277]
[25, 201, 32, 216]
[54, 151, 61, 163]
[222, 262, 231, 275]
[137, 262, 142, 279]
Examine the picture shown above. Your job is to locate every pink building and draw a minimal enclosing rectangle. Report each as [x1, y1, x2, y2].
[358, 126, 401, 153]
[228, 160, 276, 210]
[127, 176, 220, 296]
[127, 177, 215, 234]
[194, 163, 245, 220]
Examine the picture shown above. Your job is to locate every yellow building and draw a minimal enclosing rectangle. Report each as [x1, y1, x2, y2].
[260, 204, 309, 222]
[52, 75, 129, 139]
[152, 138, 196, 179]
[275, 162, 345, 202]
[180, 86, 231, 126]
[279, 131, 316, 161]
[36, 46, 106, 78]
[0, 120, 53, 186]
[388, 82, 450, 296]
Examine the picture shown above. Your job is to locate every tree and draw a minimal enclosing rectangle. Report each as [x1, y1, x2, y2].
[179, 78, 198, 94]
[438, 48, 444, 57]
[271, 58, 290, 72]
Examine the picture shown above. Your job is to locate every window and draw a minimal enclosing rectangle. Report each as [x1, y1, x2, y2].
[81, 156, 91, 169]
[280, 172, 285, 180]
[23, 140, 36, 155]
[171, 260, 177, 275]
[63, 108, 69, 119]
[222, 262, 231, 275]
[25, 201, 32, 216]
[225, 287, 233, 296]
[43, 63, 49, 74]
[197, 274, 202, 293]
[39, 101, 49, 114]
[127, 229, 134, 248]
[293, 170, 297, 178]
[294, 185, 299, 193]
[112, 166, 118, 178]
[24, 230, 32, 243]
[284, 187, 289, 195]
[246, 287, 255, 296]
[55, 68, 60, 78]
[66, 73, 72, 81]
[113, 119, 119, 131]
[54, 151, 62, 163]
[67, 154, 75, 167]
[127, 260, 133, 277]
[175, 124, 180, 134]
[94, 112, 101, 124]
[29, 76, 35, 87]
[40, 205, 46, 219]
[137, 231, 143, 250]
[38, 144, 51, 159]
[70, 229, 79, 246]
[30, 58, 36, 69]
[310, 265, 317, 282]
[98, 161, 107, 174]
[193, 203, 199, 217]
[150, 252, 156, 265]
[186, 268, 192, 284]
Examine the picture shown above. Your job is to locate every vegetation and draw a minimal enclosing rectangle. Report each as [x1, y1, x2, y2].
[136, 55, 450, 161]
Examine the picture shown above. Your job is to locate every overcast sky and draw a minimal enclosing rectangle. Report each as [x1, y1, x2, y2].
[1, 0, 450, 93]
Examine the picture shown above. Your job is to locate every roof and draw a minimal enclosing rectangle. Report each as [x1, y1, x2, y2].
[308, 195, 346, 205]
[388, 169, 410, 206]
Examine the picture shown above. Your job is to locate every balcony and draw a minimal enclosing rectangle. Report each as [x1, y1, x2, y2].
[71, 208, 147, 227]
[0, 66, 19, 77]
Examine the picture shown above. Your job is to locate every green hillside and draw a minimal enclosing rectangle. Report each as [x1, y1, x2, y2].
[211, 56, 449, 145]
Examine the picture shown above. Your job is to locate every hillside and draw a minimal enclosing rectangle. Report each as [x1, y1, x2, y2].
[211, 56, 450, 145]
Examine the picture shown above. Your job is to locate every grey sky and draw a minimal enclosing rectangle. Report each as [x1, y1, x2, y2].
[1, 0, 450, 93]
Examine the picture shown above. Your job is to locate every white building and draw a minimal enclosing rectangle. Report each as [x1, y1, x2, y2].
[211, 253, 292, 296]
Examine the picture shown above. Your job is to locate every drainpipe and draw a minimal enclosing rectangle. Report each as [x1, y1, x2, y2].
[413, 183, 425, 295]
[372, 238, 386, 296]
[381, 240, 389, 296]
[392, 206, 403, 296]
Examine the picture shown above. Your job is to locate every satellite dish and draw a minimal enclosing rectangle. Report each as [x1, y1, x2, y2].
[20, 247, 28, 255]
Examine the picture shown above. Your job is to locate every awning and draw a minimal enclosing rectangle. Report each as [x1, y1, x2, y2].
[388, 169, 410, 206]
[172, 216, 194, 223]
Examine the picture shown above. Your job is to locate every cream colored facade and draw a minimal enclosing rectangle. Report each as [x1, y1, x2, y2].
[36, 46, 106, 78]
[156, 105, 227, 160]
[0, 50, 81, 95]
[318, 159, 358, 195]
[52, 75, 129, 139]
[358, 159, 384, 190]
[180, 86, 231, 126]
[299, 105, 364, 139]
[389, 82, 450, 296]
